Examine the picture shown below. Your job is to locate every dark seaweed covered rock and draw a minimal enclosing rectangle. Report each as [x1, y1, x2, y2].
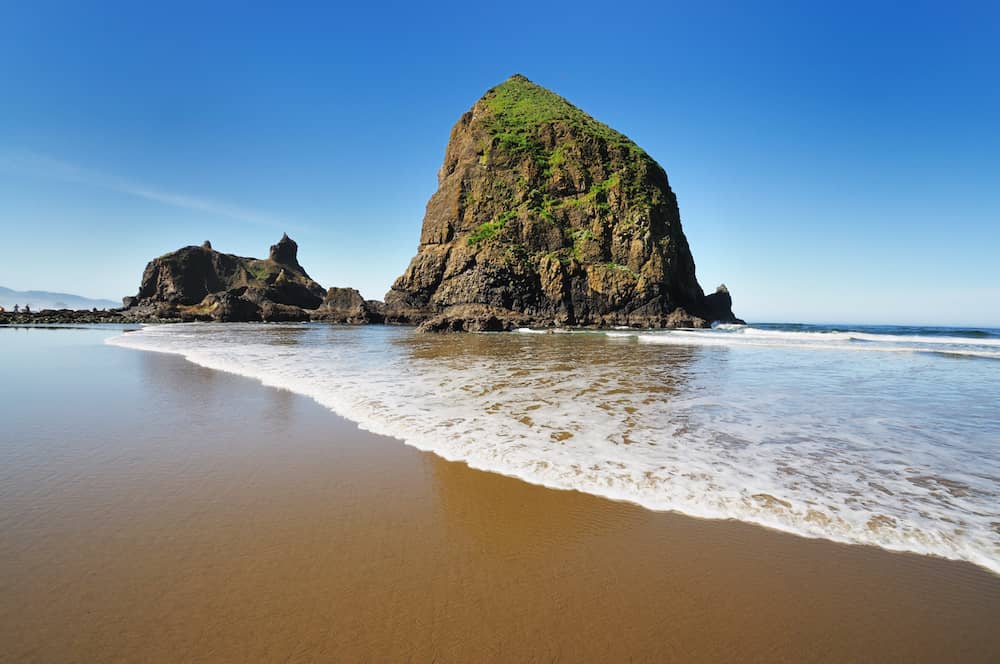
[385, 74, 741, 329]
[416, 304, 533, 333]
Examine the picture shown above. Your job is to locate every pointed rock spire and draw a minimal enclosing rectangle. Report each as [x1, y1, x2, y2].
[269, 233, 298, 265]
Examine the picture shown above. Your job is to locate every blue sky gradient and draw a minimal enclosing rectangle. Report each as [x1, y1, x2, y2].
[1, 1, 997, 325]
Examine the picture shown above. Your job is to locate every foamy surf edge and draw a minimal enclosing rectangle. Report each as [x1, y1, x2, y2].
[517, 326, 1000, 359]
[106, 329, 1000, 576]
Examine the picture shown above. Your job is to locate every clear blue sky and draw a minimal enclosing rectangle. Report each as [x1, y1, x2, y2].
[1, 1, 997, 325]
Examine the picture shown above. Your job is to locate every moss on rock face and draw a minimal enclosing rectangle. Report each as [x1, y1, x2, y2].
[385, 74, 740, 329]
[468, 210, 518, 246]
[480, 74, 645, 157]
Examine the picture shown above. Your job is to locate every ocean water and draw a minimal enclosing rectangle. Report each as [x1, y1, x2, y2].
[108, 322, 1000, 573]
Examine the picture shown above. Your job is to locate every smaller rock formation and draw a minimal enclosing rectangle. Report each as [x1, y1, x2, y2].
[702, 285, 738, 324]
[123, 235, 327, 322]
[415, 304, 533, 333]
[313, 287, 385, 324]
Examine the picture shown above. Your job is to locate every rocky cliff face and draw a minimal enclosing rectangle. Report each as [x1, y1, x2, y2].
[385, 74, 740, 330]
[124, 235, 356, 322]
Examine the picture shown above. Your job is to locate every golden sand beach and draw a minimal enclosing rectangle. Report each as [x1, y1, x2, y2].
[1, 327, 998, 662]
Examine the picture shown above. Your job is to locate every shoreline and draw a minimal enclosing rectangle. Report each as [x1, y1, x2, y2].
[106, 325, 1000, 576]
[4, 321, 995, 572]
[2, 325, 998, 661]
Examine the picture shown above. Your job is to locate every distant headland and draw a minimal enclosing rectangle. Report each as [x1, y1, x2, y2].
[0, 287, 118, 312]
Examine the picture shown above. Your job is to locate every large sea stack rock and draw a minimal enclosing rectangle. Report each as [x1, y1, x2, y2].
[385, 74, 741, 329]
[124, 234, 326, 321]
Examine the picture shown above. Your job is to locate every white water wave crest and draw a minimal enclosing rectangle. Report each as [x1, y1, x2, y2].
[589, 326, 1000, 358]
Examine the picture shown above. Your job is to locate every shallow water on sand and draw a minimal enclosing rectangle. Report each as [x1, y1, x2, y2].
[2, 326, 999, 662]
[108, 322, 1000, 574]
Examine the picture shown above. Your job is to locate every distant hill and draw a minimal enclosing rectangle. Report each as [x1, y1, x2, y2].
[0, 286, 119, 311]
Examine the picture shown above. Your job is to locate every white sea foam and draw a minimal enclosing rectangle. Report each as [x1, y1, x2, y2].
[108, 323, 1000, 574]
[577, 326, 1000, 359]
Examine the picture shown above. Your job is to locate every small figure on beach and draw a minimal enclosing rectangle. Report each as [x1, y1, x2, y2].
[13, 304, 20, 313]
[24, 305, 31, 314]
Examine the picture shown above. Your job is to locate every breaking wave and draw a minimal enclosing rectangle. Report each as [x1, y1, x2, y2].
[599, 325, 1000, 359]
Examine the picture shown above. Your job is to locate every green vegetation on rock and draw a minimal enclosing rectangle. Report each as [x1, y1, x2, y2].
[468, 210, 518, 245]
[481, 75, 644, 157]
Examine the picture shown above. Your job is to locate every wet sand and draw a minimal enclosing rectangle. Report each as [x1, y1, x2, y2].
[1, 327, 998, 662]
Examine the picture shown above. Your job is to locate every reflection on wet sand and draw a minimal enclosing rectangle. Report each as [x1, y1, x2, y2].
[429, 447, 647, 552]
[1, 328, 999, 662]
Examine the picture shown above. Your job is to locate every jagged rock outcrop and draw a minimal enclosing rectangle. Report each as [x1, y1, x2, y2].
[123, 234, 327, 322]
[385, 74, 741, 330]
[312, 287, 385, 324]
[416, 304, 534, 333]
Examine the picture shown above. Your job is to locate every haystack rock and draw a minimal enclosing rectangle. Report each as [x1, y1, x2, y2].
[385, 74, 741, 330]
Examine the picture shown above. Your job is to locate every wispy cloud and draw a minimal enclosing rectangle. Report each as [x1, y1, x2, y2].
[0, 150, 293, 229]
